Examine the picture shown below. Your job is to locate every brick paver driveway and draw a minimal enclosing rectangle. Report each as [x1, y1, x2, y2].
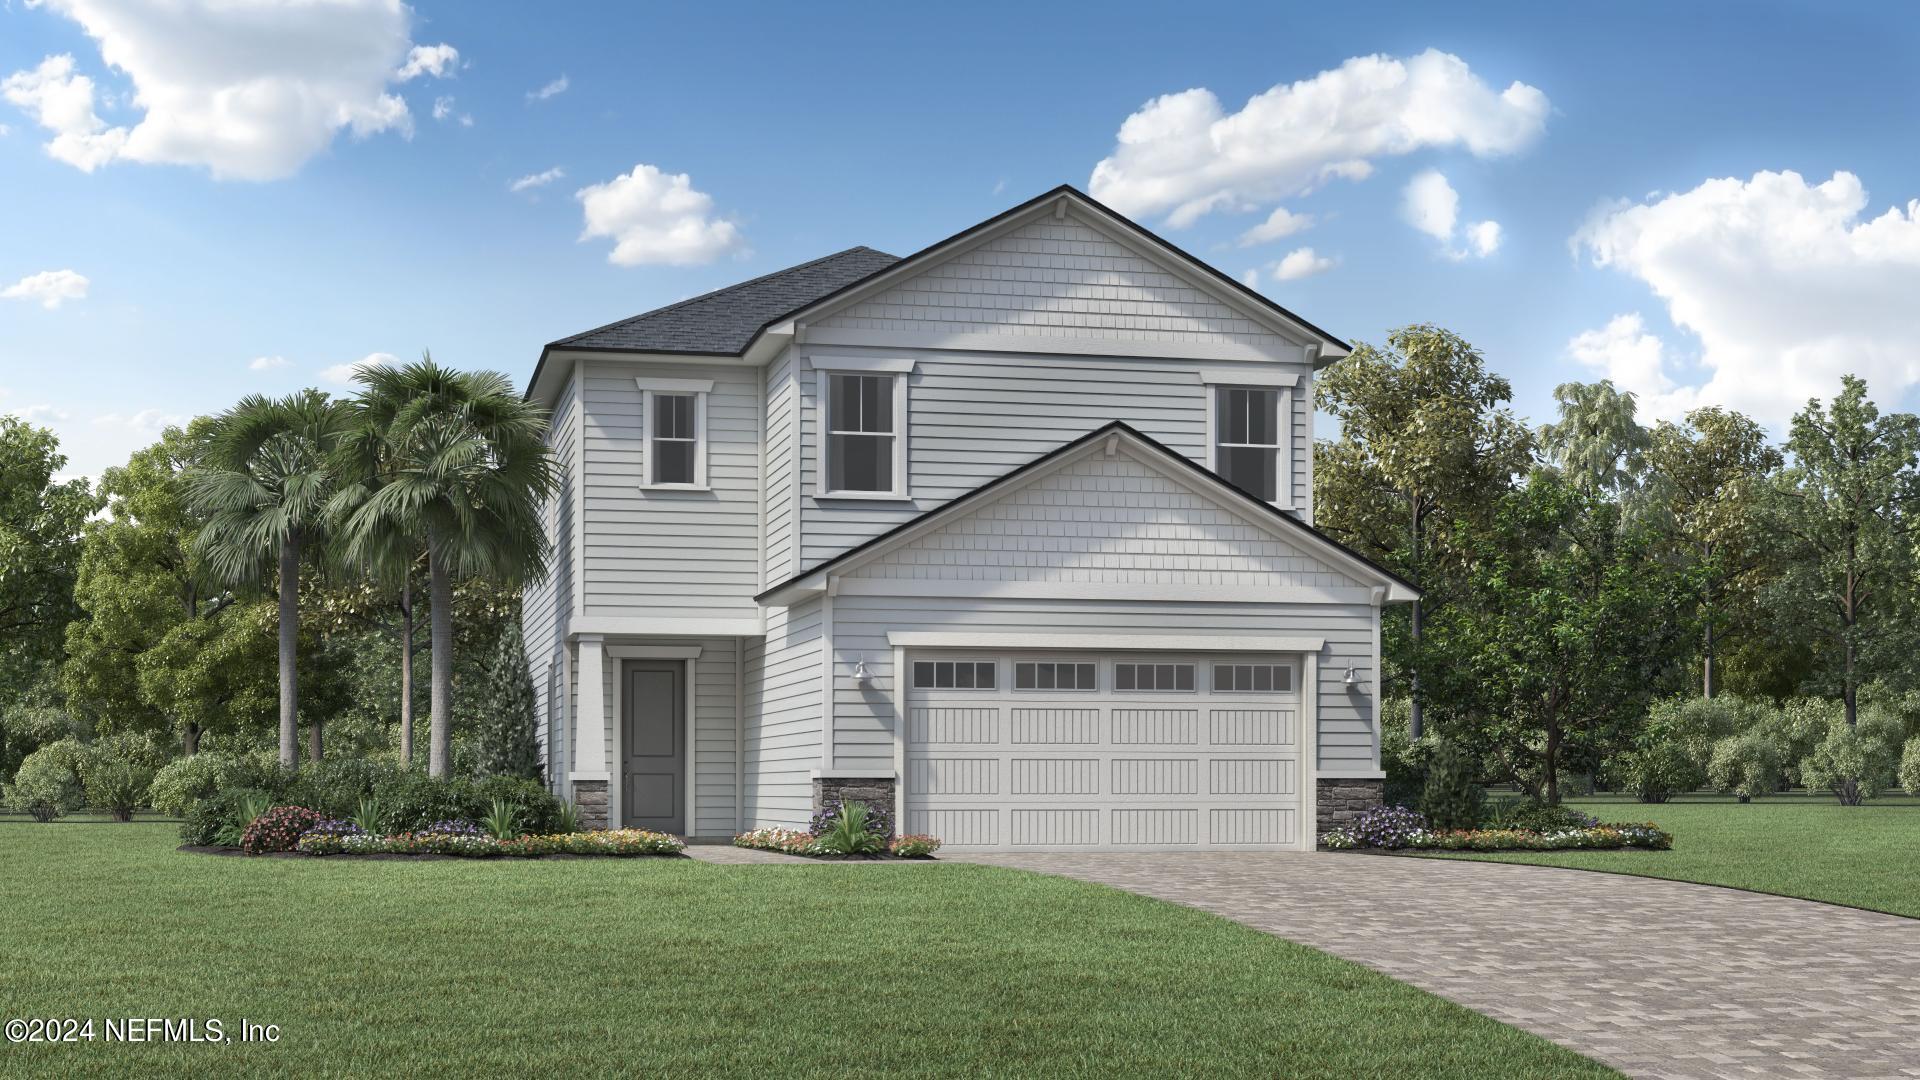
[953, 852, 1920, 1080]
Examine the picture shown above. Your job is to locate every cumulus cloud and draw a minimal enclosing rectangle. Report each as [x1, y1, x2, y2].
[527, 75, 568, 102]
[2, 268, 89, 309]
[2, 0, 453, 180]
[395, 43, 458, 81]
[1088, 49, 1548, 227]
[248, 355, 290, 371]
[431, 95, 471, 126]
[576, 164, 744, 266]
[1565, 314, 1700, 423]
[1573, 169, 1920, 424]
[510, 165, 565, 193]
[1236, 206, 1313, 247]
[10, 404, 72, 423]
[92, 407, 184, 435]
[319, 351, 399, 386]
[1402, 170, 1501, 258]
[1250, 246, 1336, 284]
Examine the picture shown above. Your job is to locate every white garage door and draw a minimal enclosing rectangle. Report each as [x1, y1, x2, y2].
[902, 652, 1304, 851]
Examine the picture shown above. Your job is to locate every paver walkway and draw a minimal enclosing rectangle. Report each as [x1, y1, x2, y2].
[952, 852, 1920, 1080]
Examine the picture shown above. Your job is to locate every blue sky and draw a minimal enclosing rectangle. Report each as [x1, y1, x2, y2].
[4, 1, 1919, 481]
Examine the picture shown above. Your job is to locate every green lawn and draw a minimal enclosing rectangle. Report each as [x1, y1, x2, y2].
[1429, 793, 1920, 918]
[0, 825, 1612, 1078]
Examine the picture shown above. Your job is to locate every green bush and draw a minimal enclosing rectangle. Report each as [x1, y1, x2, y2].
[1899, 736, 1920, 795]
[1608, 740, 1698, 803]
[370, 771, 476, 833]
[1707, 730, 1785, 801]
[1483, 799, 1599, 831]
[1799, 710, 1903, 805]
[150, 752, 258, 818]
[1377, 697, 1425, 808]
[76, 732, 168, 820]
[284, 757, 407, 819]
[471, 774, 562, 835]
[4, 754, 85, 822]
[181, 786, 273, 846]
[1418, 739, 1483, 829]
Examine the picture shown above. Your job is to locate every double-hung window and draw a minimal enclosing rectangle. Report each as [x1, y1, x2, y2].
[1213, 386, 1282, 503]
[820, 364, 909, 497]
[636, 377, 712, 489]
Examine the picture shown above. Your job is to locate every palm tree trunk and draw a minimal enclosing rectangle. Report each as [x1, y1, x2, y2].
[400, 577, 415, 768]
[428, 533, 454, 778]
[278, 536, 300, 768]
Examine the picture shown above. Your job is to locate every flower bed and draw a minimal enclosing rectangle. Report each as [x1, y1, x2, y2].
[732, 827, 942, 859]
[293, 827, 685, 858]
[1323, 805, 1672, 852]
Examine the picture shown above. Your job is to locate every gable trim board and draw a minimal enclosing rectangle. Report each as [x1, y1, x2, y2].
[757, 421, 1418, 607]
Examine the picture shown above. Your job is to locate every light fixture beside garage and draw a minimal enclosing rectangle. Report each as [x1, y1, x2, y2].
[852, 657, 872, 686]
[1344, 666, 1359, 688]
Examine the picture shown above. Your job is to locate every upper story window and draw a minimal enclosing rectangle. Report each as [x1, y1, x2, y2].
[1213, 386, 1281, 503]
[819, 363, 910, 498]
[636, 377, 712, 490]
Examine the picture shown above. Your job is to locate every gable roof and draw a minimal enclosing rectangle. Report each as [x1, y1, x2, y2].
[756, 421, 1417, 605]
[551, 246, 900, 354]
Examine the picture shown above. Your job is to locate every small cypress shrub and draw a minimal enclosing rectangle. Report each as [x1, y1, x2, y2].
[1418, 739, 1484, 830]
[471, 620, 541, 781]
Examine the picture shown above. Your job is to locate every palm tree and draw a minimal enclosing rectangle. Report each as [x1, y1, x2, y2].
[335, 356, 556, 777]
[189, 390, 350, 767]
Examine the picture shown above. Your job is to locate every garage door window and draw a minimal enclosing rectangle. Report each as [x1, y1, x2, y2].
[912, 660, 997, 690]
[1213, 663, 1294, 693]
[1014, 661, 1097, 691]
[1112, 662, 1195, 692]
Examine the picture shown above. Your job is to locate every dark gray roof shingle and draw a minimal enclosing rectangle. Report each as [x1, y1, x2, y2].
[550, 246, 899, 354]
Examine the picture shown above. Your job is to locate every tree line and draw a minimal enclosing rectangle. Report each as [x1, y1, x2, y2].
[0, 356, 555, 785]
[1317, 326, 1920, 805]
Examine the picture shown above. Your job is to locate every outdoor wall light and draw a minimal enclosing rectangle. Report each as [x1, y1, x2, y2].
[852, 658, 872, 685]
[1344, 666, 1358, 687]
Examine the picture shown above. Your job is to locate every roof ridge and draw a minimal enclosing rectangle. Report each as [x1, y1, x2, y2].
[547, 245, 896, 349]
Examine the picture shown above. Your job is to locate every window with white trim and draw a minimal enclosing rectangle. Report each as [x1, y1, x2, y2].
[822, 371, 905, 496]
[637, 378, 712, 489]
[912, 660, 996, 690]
[1213, 663, 1295, 693]
[1014, 661, 1098, 691]
[1113, 662, 1196, 692]
[1214, 387, 1281, 502]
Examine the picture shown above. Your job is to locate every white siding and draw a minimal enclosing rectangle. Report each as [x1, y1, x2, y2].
[831, 595, 1376, 771]
[793, 349, 1313, 567]
[579, 359, 761, 622]
[740, 600, 823, 828]
[524, 371, 578, 791]
[762, 346, 799, 582]
[817, 212, 1292, 350]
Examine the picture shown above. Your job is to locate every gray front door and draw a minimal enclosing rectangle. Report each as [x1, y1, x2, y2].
[622, 661, 685, 834]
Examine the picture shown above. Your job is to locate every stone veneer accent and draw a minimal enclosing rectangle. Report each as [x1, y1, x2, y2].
[812, 775, 898, 828]
[573, 780, 609, 830]
[1316, 777, 1384, 843]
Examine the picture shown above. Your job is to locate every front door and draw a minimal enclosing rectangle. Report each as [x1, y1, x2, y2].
[622, 661, 685, 834]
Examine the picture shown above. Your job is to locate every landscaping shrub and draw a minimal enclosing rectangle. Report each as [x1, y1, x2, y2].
[1707, 730, 1785, 801]
[554, 800, 583, 834]
[285, 757, 407, 819]
[148, 750, 279, 818]
[180, 787, 271, 846]
[1607, 740, 1697, 803]
[733, 827, 819, 855]
[889, 834, 941, 858]
[1901, 736, 1920, 796]
[814, 801, 886, 855]
[1418, 739, 1483, 828]
[1337, 805, 1429, 850]
[1486, 800, 1599, 832]
[295, 828, 684, 857]
[82, 760, 156, 821]
[3, 753, 85, 822]
[241, 806, 327, 854]
[420, 819, 486, 837]
[1799, 711, 1903, 805]
[809, 797, 893, 839]
[300, 819, 365, 841]
[1323, 817, 1672, 852]
[370, 772, 479, 833]
[472, 774, 562, 835]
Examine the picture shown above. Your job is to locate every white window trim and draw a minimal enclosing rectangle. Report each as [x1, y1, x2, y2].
[1204, 381, 1292, 509]
[817, 366, 910, 499]
[636, 378, 713, 491]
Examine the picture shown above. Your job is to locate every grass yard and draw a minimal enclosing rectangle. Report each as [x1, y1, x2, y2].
[0, 824, 1613, 1078]
[1429, 793, 1920, 919]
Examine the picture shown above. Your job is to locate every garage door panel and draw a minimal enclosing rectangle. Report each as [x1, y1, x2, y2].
[1110, 758, 1200, 795]
[1210, 807, 1297, 845]
[909, 706, 997, 744]
[910, 808, 998, 845]
[1111, 708, 1200, 744]
[1009, 757, 1099, 795]
[1209, 708, 1297, 746]
[1011, 808, 1100, 846]
[1112, 808, 1200, 846]
[1010, 707, 1099, 744]
[1210, 758, 1294, 795]
[908, 756, 999, 795]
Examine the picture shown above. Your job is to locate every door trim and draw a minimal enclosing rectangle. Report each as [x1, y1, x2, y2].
[612, 656, 699, 836]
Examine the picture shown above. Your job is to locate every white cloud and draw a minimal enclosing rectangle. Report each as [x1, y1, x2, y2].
[431, 94, 471, 126]
[527, 75, 568, 102]
[92, 408, 184, 435]
[1088, 49, 1548, 227]
[1403, 169, 1458, 241]
[2, 268, 89, 309]
[1465, 219, 1502, 257]
[1574, 169, 1920, 425]
[0, 54, 126, 170]
[1236, 206, 1313, 247]
[509, 165, 565, 193]
[3, 0, 453, 180]
[576, 164, 745, 266]
[1565, 314, 1700, 423]
[395, 43, 458, 81]
[9, 404, 72, 423]
[319, 351, 399, 386]
[1270, 247, 1335, 282]
[248, 355, 290, 372]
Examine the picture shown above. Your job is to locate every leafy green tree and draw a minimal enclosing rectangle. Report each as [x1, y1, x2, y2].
[1430, 471, 1684, 803]
[188, 391, 353, 766]
[1769, 376, 1920, 726]
[0, 416, 98, 705]
[471, 616, 541, 780]
[1643, 408, 1784, 698]
[335, 357, 558, 777]
[1537, 380, 1650, 496]
[1315, 325, 1534, 740]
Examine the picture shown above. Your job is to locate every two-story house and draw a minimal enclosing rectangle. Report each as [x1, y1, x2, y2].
[522, 186, 1415, 851]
